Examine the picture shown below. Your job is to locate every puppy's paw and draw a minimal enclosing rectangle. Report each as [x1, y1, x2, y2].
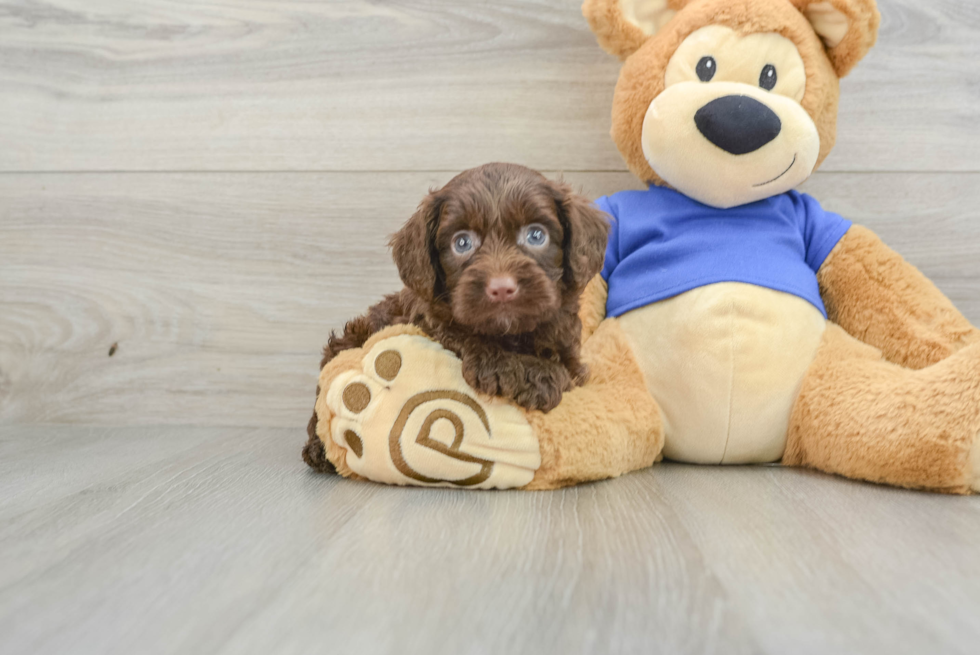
[514, 362, 573, 413]
[462, 356, 517, 405]
[463, 354, 571, 413]
[322, 334, 540, 488]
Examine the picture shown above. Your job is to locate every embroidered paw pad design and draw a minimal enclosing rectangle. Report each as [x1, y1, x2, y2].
[323, 335, 540, 489]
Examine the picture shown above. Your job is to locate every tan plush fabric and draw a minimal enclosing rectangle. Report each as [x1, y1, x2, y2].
[321, 332, 540, 489]
[316, 324, 427, 481]
[784, 323, 980, 494]
[803, 2, 850, 48]
[583, 0, 670, 60]
[314, 318, 663, 490]
[311, 0, 980, 494]
[315, 325, 541, 489]
[795, 224, 980, 492]
[644, 26, 821, 207]
[818, 225, 980, 370]
[583, 0, 880, 190]
[524, 318, 664, 489]
[792, 0, 880, 77]
[590, 0, 879, 185]
[664, 26, 808, 101]
[618, 283, 826, 464]
[578, 275, 609, 344]
[619, 0, 679, 41]
[609, 0, 845, 186]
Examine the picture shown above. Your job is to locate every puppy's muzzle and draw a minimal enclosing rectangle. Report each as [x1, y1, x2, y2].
[695, 95, 782, 155]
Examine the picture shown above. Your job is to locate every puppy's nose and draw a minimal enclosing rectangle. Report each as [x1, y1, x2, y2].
[694, 95, 781, 155]
[486, 276, 518, 303]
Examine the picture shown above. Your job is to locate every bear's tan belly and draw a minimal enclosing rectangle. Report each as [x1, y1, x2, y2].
[617, 282, 827, 464]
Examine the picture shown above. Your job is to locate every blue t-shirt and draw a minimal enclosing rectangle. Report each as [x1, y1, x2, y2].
[597, 186, 851, 318]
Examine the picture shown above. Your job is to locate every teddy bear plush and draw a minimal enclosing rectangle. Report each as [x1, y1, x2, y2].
[307, 0, 980, 494]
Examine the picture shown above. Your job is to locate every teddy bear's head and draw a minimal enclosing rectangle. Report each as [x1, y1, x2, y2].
[584, 0, 879, 208]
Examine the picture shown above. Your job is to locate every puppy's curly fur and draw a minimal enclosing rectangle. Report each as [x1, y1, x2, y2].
[303, 163, 609, 473]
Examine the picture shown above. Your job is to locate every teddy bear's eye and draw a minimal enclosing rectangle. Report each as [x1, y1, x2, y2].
[760, 64, 778, 91]
[696, 56, 717, 82]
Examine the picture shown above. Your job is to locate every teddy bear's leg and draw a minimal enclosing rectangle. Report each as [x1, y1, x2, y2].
[517, 275, 664, 489]
[311, 276, 664, 490]
[784, 322, 980, 494]
[522, 317, 665, 490]
[312, 319, 663, 489]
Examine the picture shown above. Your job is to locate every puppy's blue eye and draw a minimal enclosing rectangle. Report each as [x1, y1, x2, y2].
[524, 225, 548, 248]
[451, 231, 479, 255]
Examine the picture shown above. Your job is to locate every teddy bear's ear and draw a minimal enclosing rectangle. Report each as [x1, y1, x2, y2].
[582, 0, 680, 60]
[798, 0, 880, 77]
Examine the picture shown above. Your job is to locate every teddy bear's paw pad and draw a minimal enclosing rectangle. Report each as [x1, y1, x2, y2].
[325, 335, 541, 489]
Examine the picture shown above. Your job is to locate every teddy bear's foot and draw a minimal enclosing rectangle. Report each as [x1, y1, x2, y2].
[785, 325, 980, 494]
[319, 331, 541, 489]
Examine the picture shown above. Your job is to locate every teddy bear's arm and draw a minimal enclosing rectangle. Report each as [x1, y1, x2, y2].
[816, 225, 980, 369]
[578, 275, 609, 344]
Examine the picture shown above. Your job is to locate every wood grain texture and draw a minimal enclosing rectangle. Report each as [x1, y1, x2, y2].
[2, 171, 979, 428]
[1, 425, 978, 655]
[2, 2, 979, 653]
[0, 0, 977, 173]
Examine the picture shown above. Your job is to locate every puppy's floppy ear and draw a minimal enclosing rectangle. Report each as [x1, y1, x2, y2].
[389, 191, 446, 301]
[582, 0, 683, 60]
[796, 0, 880, 77]
[550, 180, 611, 294]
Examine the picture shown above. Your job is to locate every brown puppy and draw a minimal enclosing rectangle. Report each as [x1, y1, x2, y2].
[303, 163, 609, 473]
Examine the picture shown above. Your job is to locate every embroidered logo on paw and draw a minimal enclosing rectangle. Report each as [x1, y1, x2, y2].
[324, 335, 540, 489]
[336, 349, 495, 486]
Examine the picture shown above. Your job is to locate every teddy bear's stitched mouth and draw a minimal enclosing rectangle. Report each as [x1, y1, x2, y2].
[753, 154, 798, 187]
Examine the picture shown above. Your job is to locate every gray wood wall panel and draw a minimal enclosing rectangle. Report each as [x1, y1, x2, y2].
[0, 0, 977, 173]
[1, 171, 978, 427]
[1, 0, 977, 427]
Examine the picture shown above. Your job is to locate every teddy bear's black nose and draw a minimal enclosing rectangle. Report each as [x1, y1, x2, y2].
[694, 95, 782, 155]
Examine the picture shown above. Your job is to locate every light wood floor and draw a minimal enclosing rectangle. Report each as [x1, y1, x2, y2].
[1, 1, 979, 653]
[3, 425, 980, 655]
